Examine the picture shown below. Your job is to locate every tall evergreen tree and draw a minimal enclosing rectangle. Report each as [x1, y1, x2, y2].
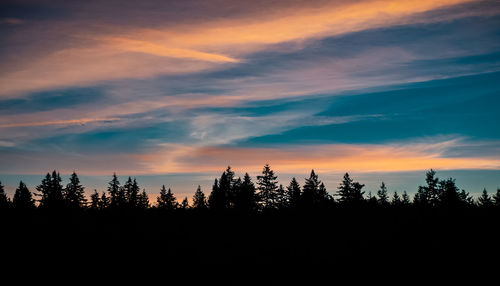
[137, 190, 149, 209]
[157, 186, 178, 211]
[256, 164, 279, 209]
[414, 169, 439, 207]
[90, 190, 100, 210]
[302, 170, 330, 208]
[64, 171, 87, 209]
[37, 171, 65, 209]
[13, 181, 35, 209]
[377, 182, 389, 205]
[392, 192, 401, 206]
[477, 189, 493, 208]
[208, 178, 223, 211]
[492, 189, 500, 208]
[107, 173, 125, 208]
[123, 177, 140, 208]
[99, 192, 110, 210]
[192, 185, 208, 210]
[180, 197, 190, 210]
[234, 173, 257, 212]
[401, 191, 411, 206]
[286, 177, 301, 209]
[0, 181, 11, 209]
[337, 173, 365, 205]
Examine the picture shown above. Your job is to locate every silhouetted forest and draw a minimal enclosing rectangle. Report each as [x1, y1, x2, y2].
[1, 165, 499, 281]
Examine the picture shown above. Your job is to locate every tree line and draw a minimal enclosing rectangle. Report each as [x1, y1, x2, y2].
[1, 164, 499, 212]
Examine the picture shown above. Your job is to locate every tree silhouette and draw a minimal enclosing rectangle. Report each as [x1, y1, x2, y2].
[108, 173, 125, 208]
[401, 191, 411, 206]
[301, 170, 330, 209]
[90, 190, 100, 210]
[209, 167, 238, 211]
[286, 177, 301, 209]
[414, 169, 439, 207]
[192, 185, 208, 210]
[477, 189, 493, 208]
[157, 185, 178, 211]
[123, 177, 140, 208]
[99, 192, 110, 210]
[257, 164, 279, 209]
[36, 170, 65, 209]
[13, 181, 35, 209]
[377, 182, 389, 206]
[392, 192, 401, 206]
[337, 173, 365, 205]
[0, 181, 10, 209]
[233, 173, 258, 212]
[137, 189, 150, 209]
[65, 171, 87, 209]
[180, 197, 190, 210]
[492, 189, 500, 208]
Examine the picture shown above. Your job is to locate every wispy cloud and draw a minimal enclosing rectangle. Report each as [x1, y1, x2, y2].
[0, 0, 479, 96]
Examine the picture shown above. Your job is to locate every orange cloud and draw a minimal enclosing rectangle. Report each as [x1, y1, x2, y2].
[0, 0, 477, 96]
[136, 142, 500, 174]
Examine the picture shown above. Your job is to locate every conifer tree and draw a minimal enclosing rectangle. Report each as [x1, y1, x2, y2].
[492, 189, 500, 208]
[99, 192, 110, 209]
[180, 197, 190, 210]
[477, 189, 493, 208]
[377, 182, 389, 205]
[137, 190, 149, 209]
[0, 181, 11, 209]
[286, 177, 301, 209]
[401, 191, 411, 206]
[157, 185, 178, 211]
[337, 173, 365, 205]
[234, 174, 257, 212]
[37, 170, 65, 209]
[64, 171, 87, 209]
[90, 190, 100, 210]
[108, 173, 125, 208]
[192, 185, 208, 210]
[256, 164, 279, 209]
[392, 192, 401, 206]
[414, 169, 439, 207]
[13, 181, 35, 209]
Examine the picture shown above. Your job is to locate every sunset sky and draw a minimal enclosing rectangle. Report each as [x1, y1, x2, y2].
[1, 0, 499, 199]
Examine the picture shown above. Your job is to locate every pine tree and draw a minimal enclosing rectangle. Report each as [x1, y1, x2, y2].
[414, 169, 439, 207]
[234, 174, 257, 212]
[256, 164, 279, 209]
[137, 190, 149, 209]
[377, 182, 389, 206]
[337, 173, 365, 205]
[108, 173, 125, 208]
[157, 185, 177, 211]
[367, 192, 378, 206]
[392, 192, 401, 206]
[13, 181, 35, 209]
[90, 190, 100, 210]
[99, 192, 110, 209]
[286, 177, 301, 209]
[192, 185, 208, 210]
[492, 189, 500, 208]
[37, 170, 65, 209]
[0, 181, 11, 209]
[477, 189, 493, 208]
[401, 191, 411, 206]
[64, 171, 87, 209]
[180, 197, 190, 210]
[123, 177, 140, 208]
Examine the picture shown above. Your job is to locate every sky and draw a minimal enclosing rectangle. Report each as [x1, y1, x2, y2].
[1, 0, 499, 200]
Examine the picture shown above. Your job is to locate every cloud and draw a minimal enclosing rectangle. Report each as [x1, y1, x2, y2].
[136, 139, 500, 174]
[0, 0, 479, 96]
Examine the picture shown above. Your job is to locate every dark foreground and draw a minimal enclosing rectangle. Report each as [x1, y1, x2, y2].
[2, 208, 499, 283]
